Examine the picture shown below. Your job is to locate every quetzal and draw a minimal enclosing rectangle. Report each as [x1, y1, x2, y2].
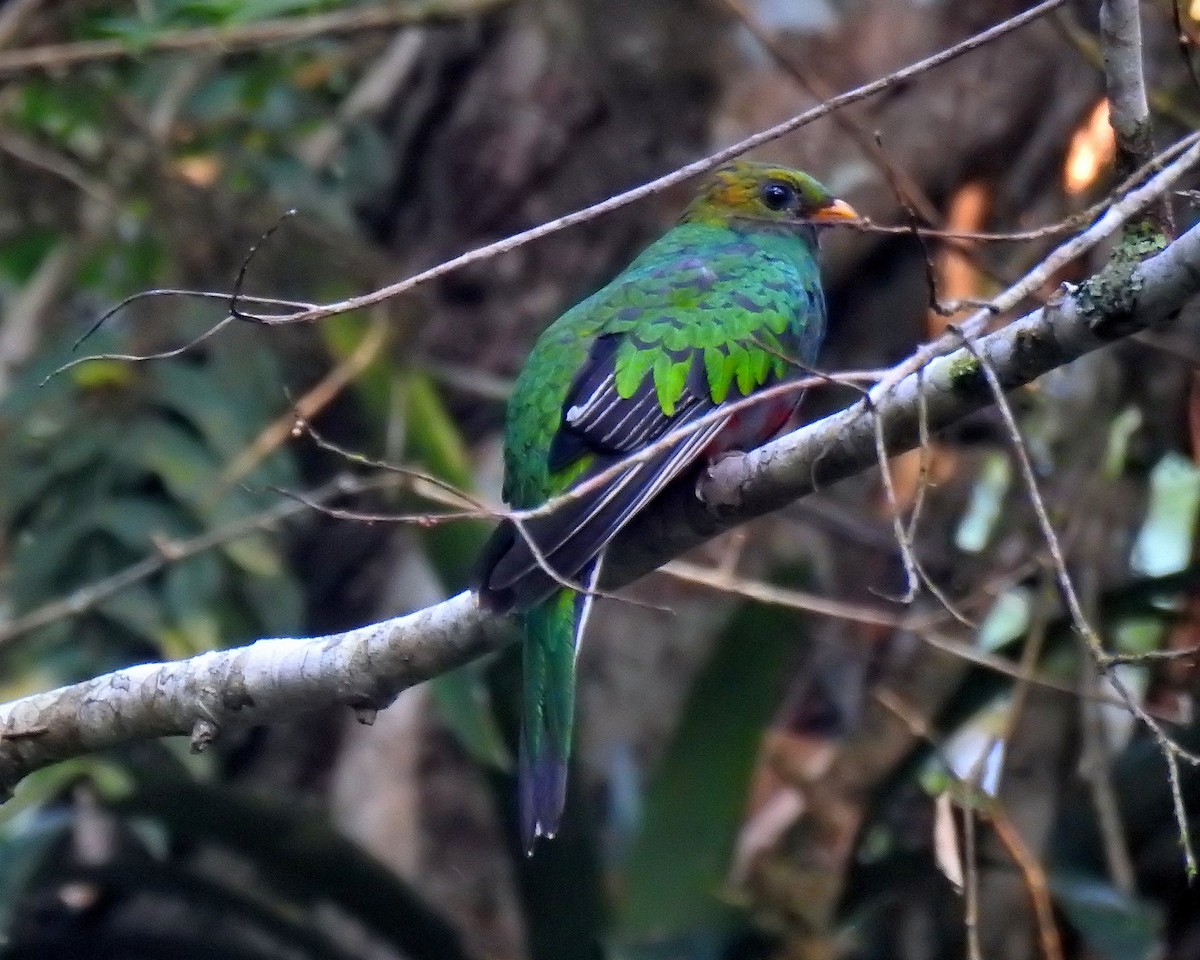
[475, 161, 856, 851]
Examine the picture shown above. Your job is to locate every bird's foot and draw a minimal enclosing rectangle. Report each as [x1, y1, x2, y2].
[698, 450, 749, 510]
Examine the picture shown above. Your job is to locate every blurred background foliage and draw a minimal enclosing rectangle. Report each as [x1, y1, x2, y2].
[3, 1, 1200, 959]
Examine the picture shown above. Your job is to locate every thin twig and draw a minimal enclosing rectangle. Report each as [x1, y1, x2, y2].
[988, 806, 1065, 960]
[1106, 643, 1200, 664]
[48, 317, 236, 383]
[0, 0, 511, 76]
[291, 429, 489, 516]
[869, 399, 921, 603]
[716, 0, 939, 223]
[957, 331, 1200, 877]
[72, 290, 317, 352]
[866, 130, 1200, 403]
[964, 801, 983, 960]
[215, 0, 1070, 328]
[211, 313, 389, 499]
[660, 561, 1111, 699]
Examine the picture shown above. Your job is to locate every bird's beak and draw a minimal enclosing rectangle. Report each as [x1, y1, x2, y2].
[809, 198, 859, 222]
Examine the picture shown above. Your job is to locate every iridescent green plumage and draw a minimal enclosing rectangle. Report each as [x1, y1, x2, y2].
[476, 161, 855, 851]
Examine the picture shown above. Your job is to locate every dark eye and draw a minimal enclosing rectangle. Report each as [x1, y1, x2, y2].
[761, 182, 794, 211]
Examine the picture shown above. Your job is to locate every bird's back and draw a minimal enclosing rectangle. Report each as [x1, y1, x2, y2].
[480, 220, 827, 612]
[501, 222, 826, 507]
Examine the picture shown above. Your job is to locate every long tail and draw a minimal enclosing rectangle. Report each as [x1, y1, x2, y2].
[518, 555, 603, 854]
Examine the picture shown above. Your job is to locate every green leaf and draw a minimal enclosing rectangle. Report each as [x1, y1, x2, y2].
[114, 781, 474, 960]
[429, 665, 512, 771]
[977, 587, 1032, 652]
[98, 584, 170, 647]
[618, 569, 809, 940]
[1050, 873, 1162, 960]
[403, 373, 472, 489]
[0, 814, 71, 938]
[954, 452, 1011, 553]
[1131, 451, 1200, 578]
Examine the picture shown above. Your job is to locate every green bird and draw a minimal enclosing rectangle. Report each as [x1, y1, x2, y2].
[476, 161, 856, 851]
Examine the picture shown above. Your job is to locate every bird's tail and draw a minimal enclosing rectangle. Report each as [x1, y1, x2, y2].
[518, 556, 602, 854]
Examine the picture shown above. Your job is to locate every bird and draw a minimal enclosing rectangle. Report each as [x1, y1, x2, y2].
[475, 160, 856, 852]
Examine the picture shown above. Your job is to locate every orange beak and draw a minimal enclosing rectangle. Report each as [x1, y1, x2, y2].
[810, 198, 859, 222]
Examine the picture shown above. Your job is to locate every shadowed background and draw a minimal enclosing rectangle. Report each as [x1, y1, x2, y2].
[1, 1, 1199, 959]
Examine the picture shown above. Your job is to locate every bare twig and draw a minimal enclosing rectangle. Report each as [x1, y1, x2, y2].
[0, 0, 510, 76]
[963, 801, 983, 960]
[870, 401, 921, 603]
[864, 131, 1200, 403]
[958, 333, 1200, 877]
[211, 314, 389, 499]
[1106, 644, 1200, 664]
[988, 806, 1065, 960]
[212, 0, 1070, 328]
[71, 290, 316, 353]
[1077, 531, 1137, 894]
[660, 561, 1105, 697]
[48, 317, 237, 384]
[716, 0, 939, 223]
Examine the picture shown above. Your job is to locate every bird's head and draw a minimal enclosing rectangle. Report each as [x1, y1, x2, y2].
[680, 161, 858, 232]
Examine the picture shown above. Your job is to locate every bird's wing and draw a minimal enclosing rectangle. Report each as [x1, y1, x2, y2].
[479, 334, 727, 610]
[478, 240, 825, 611]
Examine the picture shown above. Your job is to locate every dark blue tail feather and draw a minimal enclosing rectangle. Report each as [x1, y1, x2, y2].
[519, 729, 568, 855]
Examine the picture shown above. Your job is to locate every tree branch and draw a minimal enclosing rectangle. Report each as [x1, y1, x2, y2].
[0, 0, 511, 76]
[230, 0, 1070, 328]
[1100, 0, 1153, 176]
[3, 178, 1200, 794]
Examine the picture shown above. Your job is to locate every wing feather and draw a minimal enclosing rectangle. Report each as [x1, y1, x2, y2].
[482, 409, 727, 608]
[477, 238, 825, 612]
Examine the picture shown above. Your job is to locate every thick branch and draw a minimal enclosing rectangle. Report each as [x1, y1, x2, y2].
[2, 217, 1200, 793]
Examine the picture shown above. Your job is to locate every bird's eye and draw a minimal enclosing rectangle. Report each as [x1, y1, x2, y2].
[761, 182, 794, 211]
